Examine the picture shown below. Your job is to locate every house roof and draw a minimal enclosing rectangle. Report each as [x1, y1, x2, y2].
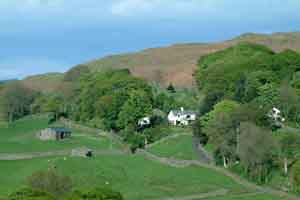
[49, 127, 71, 133]
[170, 110, 196, 116]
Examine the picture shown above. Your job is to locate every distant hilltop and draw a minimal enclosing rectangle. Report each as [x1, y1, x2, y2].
[21, 31, 300, 92]
[0, 79, 18, 84]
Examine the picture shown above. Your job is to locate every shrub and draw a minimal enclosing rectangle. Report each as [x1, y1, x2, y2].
[26, 170, 73, 200]
[64, 188, 123, 200]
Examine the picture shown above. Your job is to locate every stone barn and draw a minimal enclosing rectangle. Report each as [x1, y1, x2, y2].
[38, 127, 72, 141]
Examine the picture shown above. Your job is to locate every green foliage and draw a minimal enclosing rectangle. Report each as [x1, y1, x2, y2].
[194, 100, 241, 166]
[278, 83, 300, 123]
[0, 82, 38, 122]
[194, 43, 300, 185]
[31, 94, 65, 121]
[195, 43, 300, 111]
[153, 87, 198, 113]
[291, 161, 300, 192]
[196, 43, 275, 96]
[200, 100, 240, 130]
[198, 91, 224, 115]
[278, 131, 300, 160]
[153, 93, 178, 113]
[117, 90, 152, 130]
[65, 188, 123, 200]
[26, 170, 73, 200]
[237, 122, 277, 183]
[78, 70, 152, 127]
[95, 92, 127, 130]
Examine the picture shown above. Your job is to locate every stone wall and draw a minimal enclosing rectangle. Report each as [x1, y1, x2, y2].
[38, 128, 57, 141]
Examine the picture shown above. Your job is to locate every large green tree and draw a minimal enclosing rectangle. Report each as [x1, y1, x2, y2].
[237, 122, 277, 183]
[278, 131, 300, 175]
[78, 69, 152, 126]
[199, 100, 240, 167]
[117, 90, 152, 130]
[0, 82, 37, 122]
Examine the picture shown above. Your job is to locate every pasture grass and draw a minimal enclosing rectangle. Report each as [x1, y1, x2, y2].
[0, 117, 117, 153]
[0, 154, 248, 200]
[148, 135, 197, 160]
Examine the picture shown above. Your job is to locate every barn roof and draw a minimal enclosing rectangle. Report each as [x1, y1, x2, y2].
[49, 127, 71, 133]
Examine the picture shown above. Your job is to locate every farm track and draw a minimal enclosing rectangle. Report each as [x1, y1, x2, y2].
[148, 189, 229, 200]
[149, 190, 271, 200]
[191, 135, 213, 164]
[0, 149, 125, 161]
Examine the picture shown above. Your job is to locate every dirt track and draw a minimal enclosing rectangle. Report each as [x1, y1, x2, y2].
[0, 149, 125, 161]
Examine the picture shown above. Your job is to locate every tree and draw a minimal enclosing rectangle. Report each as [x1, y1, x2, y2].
[255, 83, 279, 109]
[278, 83, 300, 123]
[278, 131, 300, 175]
[31, 94, 66, 122]
[78, 70, 152, 124]
[117, 90, 152, 130]
[0, 82, 37, 122]
[198, 100, 240, 167]
[95, 92, 127, 130]
[26, 170, 73, 200]
[237, 122, 277, 183]
[291, 161, 300, 192]
[195, 43, 276, 100]
[153, 92, 179, 113]
[199, 91, 224, 115]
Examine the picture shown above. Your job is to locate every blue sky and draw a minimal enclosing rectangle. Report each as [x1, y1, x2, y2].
[0, 0, 300, 80]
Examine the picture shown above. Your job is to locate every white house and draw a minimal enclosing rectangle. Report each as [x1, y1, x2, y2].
[138, 117, 151, 127]
[268, 107, 285, 122]
[168, 107, 197, 126]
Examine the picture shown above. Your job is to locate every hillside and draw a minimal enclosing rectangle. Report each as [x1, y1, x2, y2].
[22, 32, 300, 92]
[84, 32, 300, 88]
[21, 73, 64, 93]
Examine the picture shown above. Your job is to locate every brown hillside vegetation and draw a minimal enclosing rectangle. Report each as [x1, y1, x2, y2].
[85, 32, 300, 88]
[21, 73, 64, 93]
[22, 32, 300, 92]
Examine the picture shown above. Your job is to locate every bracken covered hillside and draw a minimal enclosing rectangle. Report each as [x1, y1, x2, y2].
[84, 32, 300, 88]
[22, 32, 300, 92]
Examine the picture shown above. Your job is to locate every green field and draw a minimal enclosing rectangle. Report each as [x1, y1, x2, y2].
[148, 134, 197, 160]
[0, 117, 291, 200]
[0, 117, 117, 153]
[0, 154, 249, 200]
